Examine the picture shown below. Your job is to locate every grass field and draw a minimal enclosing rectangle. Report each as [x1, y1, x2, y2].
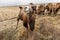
[0, 7, 60, 40]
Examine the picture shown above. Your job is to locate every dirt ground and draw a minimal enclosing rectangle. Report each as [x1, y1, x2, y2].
[0, 7, 60, 40]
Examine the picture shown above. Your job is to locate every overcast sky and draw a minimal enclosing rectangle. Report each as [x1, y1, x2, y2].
[0, 0, 60, 7]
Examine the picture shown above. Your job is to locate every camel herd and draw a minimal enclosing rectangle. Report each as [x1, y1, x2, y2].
[36, 3, 60, 15]
[17, 3, 60, 32]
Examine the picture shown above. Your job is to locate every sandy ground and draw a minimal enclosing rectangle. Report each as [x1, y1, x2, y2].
[0, 7, 60, 40]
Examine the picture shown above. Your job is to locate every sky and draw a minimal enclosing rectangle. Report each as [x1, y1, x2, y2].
[0, 0, 60, 7]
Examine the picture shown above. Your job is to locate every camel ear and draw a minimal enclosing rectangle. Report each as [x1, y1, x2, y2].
[29, 3, 33, 5]
[32, 6, 36, 11]
[19, 6, 23, 9]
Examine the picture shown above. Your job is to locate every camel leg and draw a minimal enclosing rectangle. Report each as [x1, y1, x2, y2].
[54, 8, 59, 16]
[51, 8, 54, 16]
[23, 22, 29, 39]
[16, 18, 19, 29]
[29, 20, 35, 31]
[23, 21, 28, 29]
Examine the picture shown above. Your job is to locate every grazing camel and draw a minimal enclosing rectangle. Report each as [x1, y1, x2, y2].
[36, 4, 45, 15]
[17, 3, 36, 31]
[45, 3, 60, 16]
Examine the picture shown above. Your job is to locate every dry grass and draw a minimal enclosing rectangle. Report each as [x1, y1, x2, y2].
[0, 7, 60, 40]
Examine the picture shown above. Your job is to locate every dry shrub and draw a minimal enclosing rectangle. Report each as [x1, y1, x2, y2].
[38, 19, 60, 40]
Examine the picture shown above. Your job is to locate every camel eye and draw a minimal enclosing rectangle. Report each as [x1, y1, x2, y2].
[19, 7, 22, 9]
[32, 7, 33, 9]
